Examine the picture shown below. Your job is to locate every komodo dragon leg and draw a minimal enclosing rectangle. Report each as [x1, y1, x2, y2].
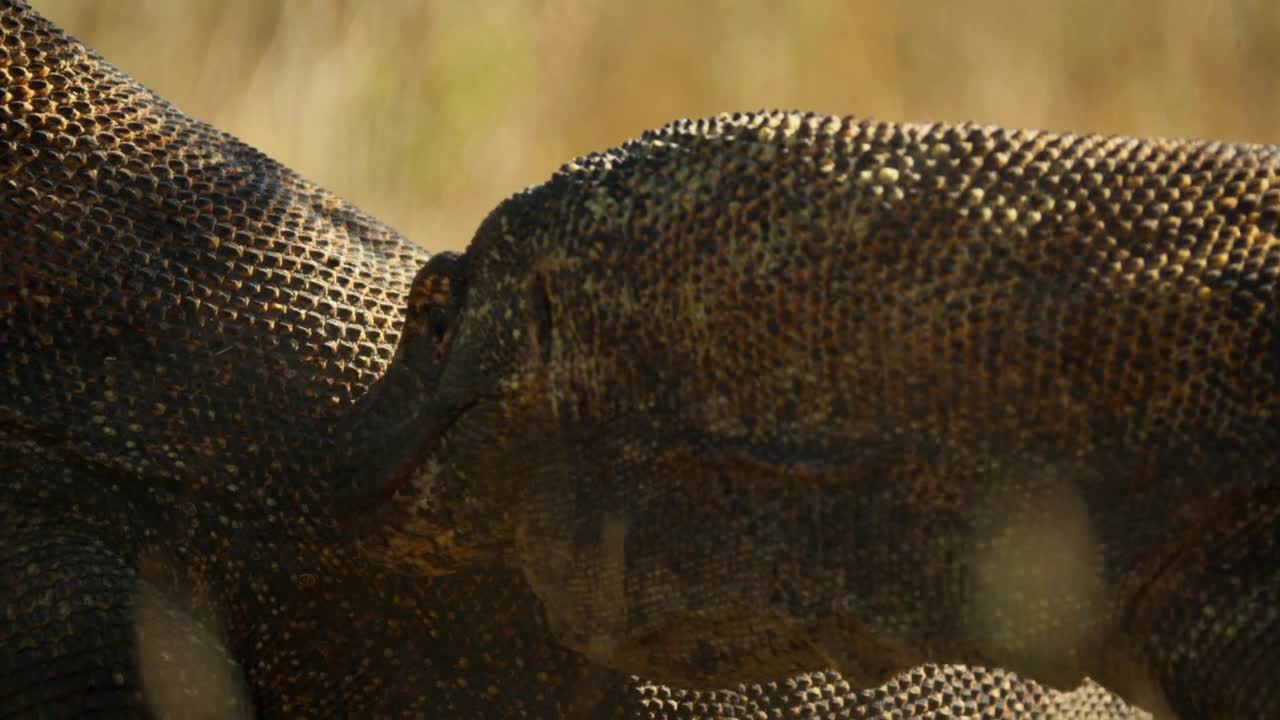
[0, 511, 152, 716]
[1, 433, 253, 718]
[0, 519, 250, 718]
[347, 113, 1280, 718]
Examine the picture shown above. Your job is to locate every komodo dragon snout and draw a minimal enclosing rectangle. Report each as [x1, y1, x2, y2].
[347, 114, 1280, 711]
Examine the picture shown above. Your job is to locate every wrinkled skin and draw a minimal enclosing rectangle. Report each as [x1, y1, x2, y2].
[351, 113, 1280, 718]
[0, 2, 1150, 715]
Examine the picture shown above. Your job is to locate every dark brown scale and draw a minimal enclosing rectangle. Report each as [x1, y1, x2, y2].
[371, 107, 1280, 717]
[0, 1, 1165, 718]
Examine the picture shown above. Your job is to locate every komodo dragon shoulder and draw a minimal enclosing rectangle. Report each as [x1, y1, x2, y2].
[1, 0, 1159, 717]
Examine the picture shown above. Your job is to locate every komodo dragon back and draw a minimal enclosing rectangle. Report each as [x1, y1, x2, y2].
[2, 0, 1154, 717]
[0, 1, 426, 473]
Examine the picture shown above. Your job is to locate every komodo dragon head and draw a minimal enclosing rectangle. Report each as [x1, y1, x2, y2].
[341, 112, 1279, 697]
[342, 114, 939, 688]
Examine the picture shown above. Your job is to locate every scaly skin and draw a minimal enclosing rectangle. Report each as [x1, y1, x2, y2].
[360, 112, 1280, 718]
[0, 2, 1145, 718]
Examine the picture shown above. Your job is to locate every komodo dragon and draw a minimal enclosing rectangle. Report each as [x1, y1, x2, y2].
[339, 69, 1280, 720]
[0, 0, 1218, 718]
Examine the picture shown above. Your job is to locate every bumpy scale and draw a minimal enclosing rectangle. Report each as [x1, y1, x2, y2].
[359, 114, 1280, 717]
[1, 0, 1155, 717]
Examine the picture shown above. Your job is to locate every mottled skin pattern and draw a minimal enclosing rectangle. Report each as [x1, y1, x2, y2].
[361, 115, 1280, 715]
[0, 2, 1148, 718]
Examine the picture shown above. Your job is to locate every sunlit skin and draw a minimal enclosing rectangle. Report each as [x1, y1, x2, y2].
[38, 1, 1280, 256]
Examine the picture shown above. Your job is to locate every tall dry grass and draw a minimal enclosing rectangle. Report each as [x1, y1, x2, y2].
[31, 0, 1280, 252]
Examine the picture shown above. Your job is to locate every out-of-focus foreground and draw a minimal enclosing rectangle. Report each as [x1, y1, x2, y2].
[32, 0, 1280, 252]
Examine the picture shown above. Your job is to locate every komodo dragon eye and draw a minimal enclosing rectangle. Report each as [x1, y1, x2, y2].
[401, 252, 467, 370]
[428, 306, 450, 346]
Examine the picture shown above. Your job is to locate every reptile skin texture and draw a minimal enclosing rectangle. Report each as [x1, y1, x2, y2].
[352, 86, 1280, 720]
[1, 0, 1249, 717]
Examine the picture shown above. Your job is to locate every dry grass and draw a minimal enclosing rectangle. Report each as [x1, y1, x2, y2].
[31, 0, 1280, 252]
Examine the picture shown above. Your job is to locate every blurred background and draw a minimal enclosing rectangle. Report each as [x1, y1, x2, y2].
[31, 0, 1280, 252]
